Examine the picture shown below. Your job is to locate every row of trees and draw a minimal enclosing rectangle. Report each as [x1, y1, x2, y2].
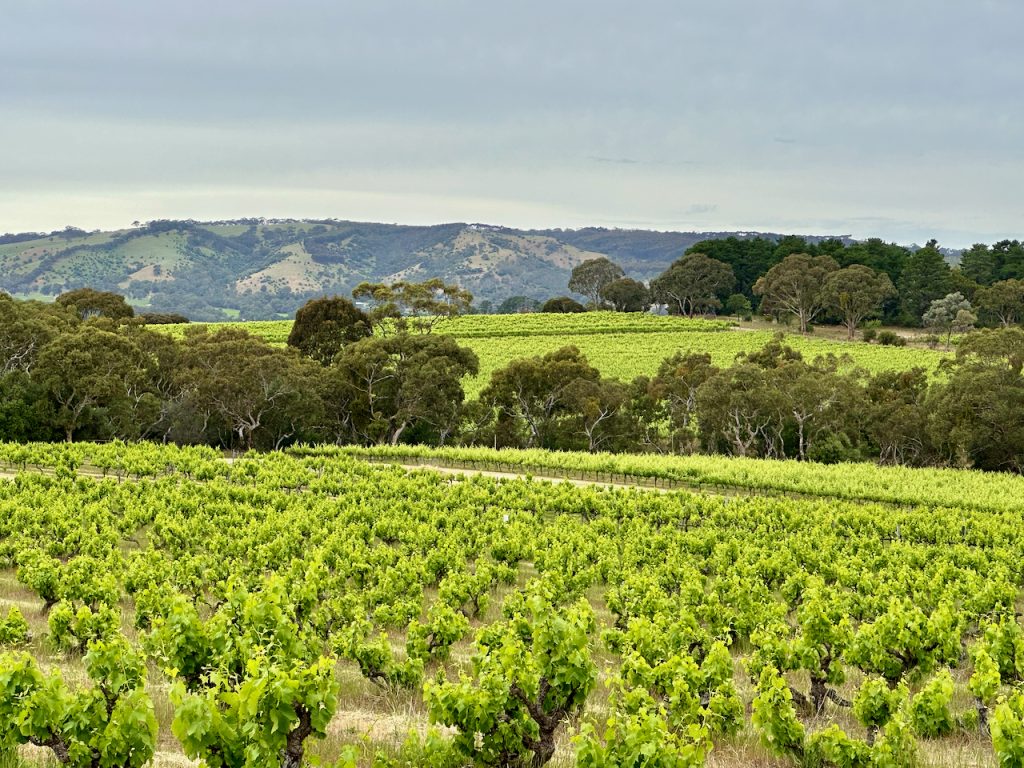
[470, 331, 1024, 472]
[0, 284, 478, 449]
[557, 238, 1024, 334]
[3, 288, 1023, 472]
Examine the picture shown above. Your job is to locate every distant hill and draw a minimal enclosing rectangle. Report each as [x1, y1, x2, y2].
[0, 218, 854, 320]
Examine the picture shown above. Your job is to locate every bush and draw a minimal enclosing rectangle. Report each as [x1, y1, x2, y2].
[877, 331, 907, 347]
[808, 433, 860, 464]
[0, 606, 29, 647]
[725, 294, 753, 320]
[909, 669, 955, 738]
[862, 328, 878, 343]
[48, 602, 120, 653]
[542, 296, 587, 313]
[136, 312, 190, 324]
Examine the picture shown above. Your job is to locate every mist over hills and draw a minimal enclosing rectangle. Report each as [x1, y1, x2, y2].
[0, 218, 905, 320]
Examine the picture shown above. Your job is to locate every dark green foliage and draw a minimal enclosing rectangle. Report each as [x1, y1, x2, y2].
[497, 295, 543, 313]
[651, 253, 735, 316]
[56, 288, 135, 321]
[684, 237, 780, 298]
[329, 333, 479, 445]
[287, 295, 370, 364]
[541, 296, 586, 313]
[724, 293, 752, 318]
[976, 279, 1024, 327]
[135, 312, 190, 324]
[876, 330, 907, 346]
[898, 241, 953, 325]
[754, 253, 839, 333]
[839, 238, 909, 285]
[599, 277, 651, 312]
[568, 257, 625, 307]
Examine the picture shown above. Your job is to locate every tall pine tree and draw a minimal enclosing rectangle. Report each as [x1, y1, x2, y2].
[898, 240, 953, 325]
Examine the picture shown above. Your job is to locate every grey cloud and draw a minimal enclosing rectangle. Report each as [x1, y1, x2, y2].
[1, 0, 1023, 246]
[589, 157, 641, 165]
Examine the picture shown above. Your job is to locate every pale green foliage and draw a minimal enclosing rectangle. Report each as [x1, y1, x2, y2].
[575, 685, 709, 767]
[425, 589, 597, 767]
[750, 581, 852, 712]
[752, 666, 805, 759]
[853, 678, 906, 731]
[992, 691, 1024, 765]
[871, 709, 919, 768]
[5, 438, 1024, 765]
[969, 647, 1001, 707]
[170, 655, 338, 768]
[151, 578, 340, 768]
[618, 639, 742, 737]
[335, 621, 423, 690]
[437, 563, 497, 619]
[908, 669, 955, 738]
[0, 607, 29, 647]
[755, 667, 918, 768]
[48, 602, 120, 654]
[805, 724, 872, 767]
[16, 549, 61, 608]
[978, 615, 1024, 684]
[0, 636, 156, 768]
[405, 601, 471, 662]
[368, 727, 464, 768]
[848, 600, 960, 684]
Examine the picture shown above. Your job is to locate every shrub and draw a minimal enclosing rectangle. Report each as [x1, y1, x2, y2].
[725, 293, 753, 320]
[542, 296, 587, 313]
[909, 669, 956, 737]
[877, 331, 907, 347]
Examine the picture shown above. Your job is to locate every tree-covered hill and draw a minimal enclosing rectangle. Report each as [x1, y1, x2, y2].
[0, 219, 849, 320]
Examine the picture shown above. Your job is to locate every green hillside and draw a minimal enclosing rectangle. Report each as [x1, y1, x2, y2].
[0, 220, 837, 321]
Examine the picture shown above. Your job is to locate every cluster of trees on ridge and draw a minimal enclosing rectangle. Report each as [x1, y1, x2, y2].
[2, 280, 1024, 472]
[537, 237, 1024, 339]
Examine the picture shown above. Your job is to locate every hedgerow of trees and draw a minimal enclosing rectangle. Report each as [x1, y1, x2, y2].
[557, 236, 1024, 338]
[3, 264, 1024, 471]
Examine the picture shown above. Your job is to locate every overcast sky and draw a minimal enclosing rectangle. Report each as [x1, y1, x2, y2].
[1, 1, 1021, 246]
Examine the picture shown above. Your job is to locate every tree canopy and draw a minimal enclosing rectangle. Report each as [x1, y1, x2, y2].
[287, 295, 371, 365]
[541, 296, 587, 313]
[599, 277, 651, 313]
[821, 265, 897, 339]
[651, 253, 735, 317]
[753, 254, 839, 333]
[898, 241, 953, 325]
[352, 278, 472, 334]
[56, 288, 135, 322]
[568, 258, 625, 308]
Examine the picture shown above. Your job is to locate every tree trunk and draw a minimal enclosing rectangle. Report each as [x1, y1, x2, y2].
[810, 676, 826, 713]
[282, 706, 312, 768]
[390, 421, 408, 446]
[31, 735, 71, 764]
[530, 728, 557, 768]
